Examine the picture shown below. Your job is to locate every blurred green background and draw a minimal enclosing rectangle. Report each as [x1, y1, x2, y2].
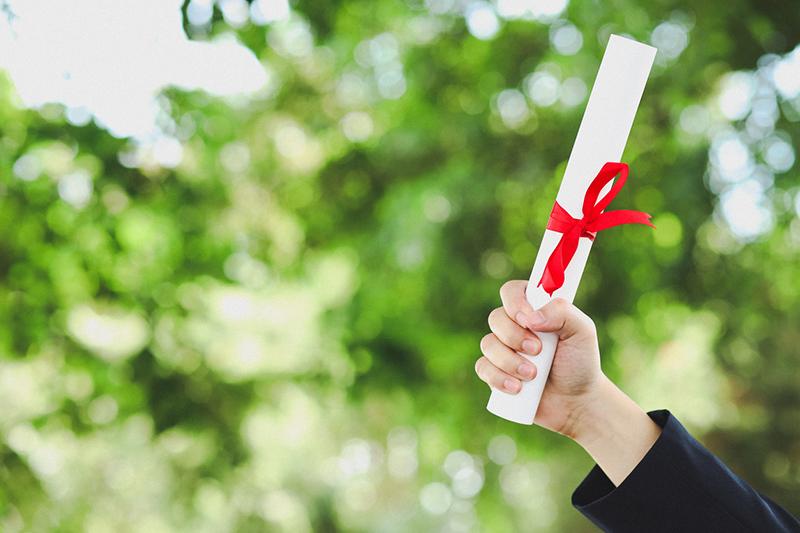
[1, 0, 799, 531]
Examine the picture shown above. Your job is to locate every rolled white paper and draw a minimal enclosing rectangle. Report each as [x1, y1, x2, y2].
[486, 35, 656, 425]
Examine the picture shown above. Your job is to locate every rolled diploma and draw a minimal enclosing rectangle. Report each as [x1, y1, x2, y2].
[486, 35, 656, 425]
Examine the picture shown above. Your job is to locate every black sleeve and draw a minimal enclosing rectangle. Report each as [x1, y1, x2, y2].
[571, 410, 800, 533]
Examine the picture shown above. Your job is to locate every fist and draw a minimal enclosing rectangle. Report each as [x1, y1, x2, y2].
[475, 280, 604, 435]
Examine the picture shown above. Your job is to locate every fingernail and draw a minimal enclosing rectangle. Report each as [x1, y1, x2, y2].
[528, 311, 546, 327]
[517, 363, 535, 379]
[521, 339, 540, 355]
[504, 379, 521, 393]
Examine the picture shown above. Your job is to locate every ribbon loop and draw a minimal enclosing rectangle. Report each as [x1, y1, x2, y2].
[537, 162, 653, 297]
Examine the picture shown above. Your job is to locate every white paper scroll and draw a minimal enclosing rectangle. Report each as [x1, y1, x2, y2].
[486, 35, 657, 425]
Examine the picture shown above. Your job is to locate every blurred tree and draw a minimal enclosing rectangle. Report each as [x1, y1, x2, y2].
[0, 0, 798, 531]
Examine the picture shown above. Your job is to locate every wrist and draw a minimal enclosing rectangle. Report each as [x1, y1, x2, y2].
[565, 374, 662, 486]
[561, 373, 617, 443]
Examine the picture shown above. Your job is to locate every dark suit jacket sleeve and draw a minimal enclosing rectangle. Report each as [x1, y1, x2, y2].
[571, 410, 800, 532]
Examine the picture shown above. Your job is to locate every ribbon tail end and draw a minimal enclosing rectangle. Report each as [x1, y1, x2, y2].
[537, 279, 555, 298]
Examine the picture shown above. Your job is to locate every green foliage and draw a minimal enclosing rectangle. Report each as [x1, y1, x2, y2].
[1, 0, 799, 531]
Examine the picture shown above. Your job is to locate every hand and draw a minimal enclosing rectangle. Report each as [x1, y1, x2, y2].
[474, 280, 603, 437]
[475, 280, 662, 486]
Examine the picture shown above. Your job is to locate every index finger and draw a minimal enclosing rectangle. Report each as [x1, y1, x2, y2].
[499, 280, 540, 330]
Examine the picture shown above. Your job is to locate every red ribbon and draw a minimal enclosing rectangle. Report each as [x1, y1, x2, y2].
[538, 162, 654, 297]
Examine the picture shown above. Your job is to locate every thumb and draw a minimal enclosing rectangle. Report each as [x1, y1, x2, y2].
[525, 298, 595, 340]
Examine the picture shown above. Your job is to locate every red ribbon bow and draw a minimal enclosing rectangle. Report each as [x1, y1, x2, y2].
[538, 162, 654, 297]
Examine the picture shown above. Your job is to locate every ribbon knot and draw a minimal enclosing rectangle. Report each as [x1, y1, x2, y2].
[537, 162, 654, 297]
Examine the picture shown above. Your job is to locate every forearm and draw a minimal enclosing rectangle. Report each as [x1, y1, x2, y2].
[567, 375, 662, 486]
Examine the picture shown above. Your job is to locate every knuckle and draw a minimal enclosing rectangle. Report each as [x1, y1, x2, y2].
[479, 333, 495, 353]
[573, 306, 595, 331]
[499, 279, 524, 299]
[487, 307, 503, 327]
[500, 280, 516, 294]
[475, 358, 495, 384]
[474, 357, 485, 377]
